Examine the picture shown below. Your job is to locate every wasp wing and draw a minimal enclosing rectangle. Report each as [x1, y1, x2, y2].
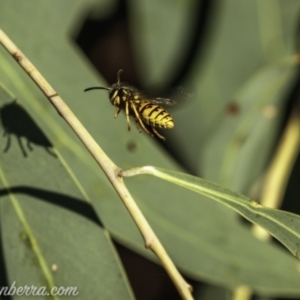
[145, 97, 176, 106]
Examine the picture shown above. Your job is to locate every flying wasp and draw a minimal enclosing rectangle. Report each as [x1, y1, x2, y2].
[84, 69, 175, 140]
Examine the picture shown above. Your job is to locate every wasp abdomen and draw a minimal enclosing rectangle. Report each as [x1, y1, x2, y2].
[139, 102, 174, 128]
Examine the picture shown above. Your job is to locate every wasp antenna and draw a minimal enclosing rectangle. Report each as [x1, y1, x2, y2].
[84, 87, 112, 92]
[117, 69, 123, 85]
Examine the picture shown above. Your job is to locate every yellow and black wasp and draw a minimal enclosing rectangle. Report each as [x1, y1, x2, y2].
[84, 69, 175, 140]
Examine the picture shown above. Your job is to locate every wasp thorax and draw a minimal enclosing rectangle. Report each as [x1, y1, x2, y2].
[110, 87, 133, 107]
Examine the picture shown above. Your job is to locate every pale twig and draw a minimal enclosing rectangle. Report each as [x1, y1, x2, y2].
[0, 28, 193, 299]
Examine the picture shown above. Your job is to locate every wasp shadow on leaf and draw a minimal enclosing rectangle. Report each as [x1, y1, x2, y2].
[0, 102, 56, 158]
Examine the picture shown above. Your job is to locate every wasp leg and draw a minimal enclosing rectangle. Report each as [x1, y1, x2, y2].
[114, 106, 121, 118]
[152, 127, 166, 141]
[130, 102, 153, 137]
[135, 120, 142, 132]
[125, 101, 131, 131]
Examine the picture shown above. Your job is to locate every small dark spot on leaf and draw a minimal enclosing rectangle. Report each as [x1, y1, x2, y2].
[126, 140, 137, 152]
[226, 101, 240, 116]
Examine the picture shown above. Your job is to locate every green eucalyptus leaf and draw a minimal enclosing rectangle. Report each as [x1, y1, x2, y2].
[129, 166, 300, 258]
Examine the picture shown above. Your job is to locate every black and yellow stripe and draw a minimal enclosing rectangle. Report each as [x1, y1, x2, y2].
[138, 102, 174, 128]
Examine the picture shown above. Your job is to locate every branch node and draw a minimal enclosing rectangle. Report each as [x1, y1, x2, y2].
[48, 93, 58, 98]
[145, 238, 153, 249]
[117, 168, 123, 178]
[13, 51, 22, 62]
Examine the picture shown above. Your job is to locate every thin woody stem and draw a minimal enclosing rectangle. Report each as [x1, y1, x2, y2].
[0, 28, 193, 299]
